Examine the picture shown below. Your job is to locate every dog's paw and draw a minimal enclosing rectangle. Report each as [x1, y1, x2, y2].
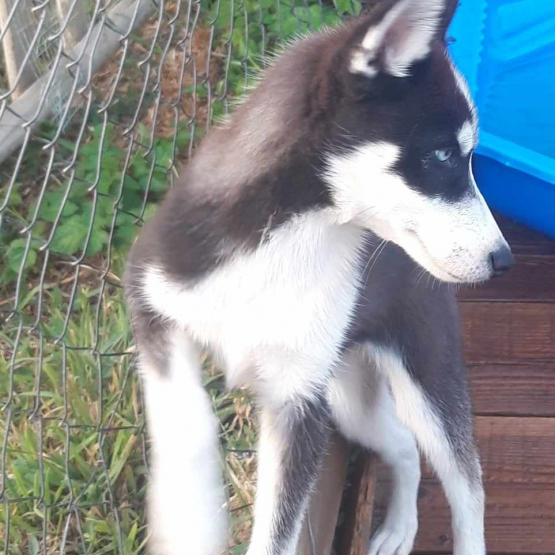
[367, 517, 418, 555]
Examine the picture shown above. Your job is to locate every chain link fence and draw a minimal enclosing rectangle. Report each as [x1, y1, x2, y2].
[0, 0, 364, 552]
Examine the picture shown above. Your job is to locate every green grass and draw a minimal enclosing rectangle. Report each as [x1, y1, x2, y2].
[0, 253, 259, 553]
[1, 254, 146, 553]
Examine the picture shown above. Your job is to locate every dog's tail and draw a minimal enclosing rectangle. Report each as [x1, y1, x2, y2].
[140, 333, 228, 554]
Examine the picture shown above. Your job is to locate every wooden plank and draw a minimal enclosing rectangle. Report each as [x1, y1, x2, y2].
[475, 417, 555, 484]
[461, 303, 555, 363]
[495, 213, 555, 256]
[372, 418, 555, 553]
[468, 363, 555, 417]
[458, 254, 555, 302]
[408, 482, 555, 554]
[381, 416, 555, 489]
[298, 433, 349, 555]
[414, 417, 555, 484]
[334, 452, 377, 555]
[372, 480, 555, 554]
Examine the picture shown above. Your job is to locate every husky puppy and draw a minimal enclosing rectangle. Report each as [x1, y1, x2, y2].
[125, 0, 514, 554]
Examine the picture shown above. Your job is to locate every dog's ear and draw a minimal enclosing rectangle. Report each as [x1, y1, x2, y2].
[350, 0, 452, 78]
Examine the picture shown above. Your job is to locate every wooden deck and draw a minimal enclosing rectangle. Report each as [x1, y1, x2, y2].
[301, 215, 555, 555]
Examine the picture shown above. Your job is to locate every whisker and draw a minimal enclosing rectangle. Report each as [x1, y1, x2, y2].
[366, 239, 390, 278]
[361, 238, 387, 277]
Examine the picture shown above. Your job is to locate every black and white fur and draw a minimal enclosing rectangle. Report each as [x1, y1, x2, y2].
[125, 1, 514, 554]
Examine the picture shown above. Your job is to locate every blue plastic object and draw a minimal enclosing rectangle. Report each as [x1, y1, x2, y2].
[448, 0, 555, 238]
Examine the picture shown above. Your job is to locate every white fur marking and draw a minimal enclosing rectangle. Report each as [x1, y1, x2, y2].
[452, 62, 475, 113]
[142, 211, 365, 406]
[142, 337, 228, 555]
[324, 141, 402, 225]
[247, 411, 308, 555]
[328, 348, 420, 555]
[450, 59, 480, 135]
[351, 0, 445, 78]
[247, 412, 283, 555]
[374, 347, 485, 555]
[140, 212, 367, 555]
[457, 120, 477, 157]
[324, 142, 508, 283]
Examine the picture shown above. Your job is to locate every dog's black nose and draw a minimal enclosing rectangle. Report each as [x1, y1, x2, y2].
[490, 246, 515, 277]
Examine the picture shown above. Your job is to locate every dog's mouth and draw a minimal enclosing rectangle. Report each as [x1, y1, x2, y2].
[404, 230, 475, 284]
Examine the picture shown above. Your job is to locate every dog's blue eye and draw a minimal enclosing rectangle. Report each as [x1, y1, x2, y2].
[434, 149, 453, 162]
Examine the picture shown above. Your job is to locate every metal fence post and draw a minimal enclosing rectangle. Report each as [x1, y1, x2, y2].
[0, 0, 37, 97]
[55, 0, 88, 50]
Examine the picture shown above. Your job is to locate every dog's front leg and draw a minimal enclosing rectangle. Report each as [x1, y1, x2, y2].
[247, 392, 331, 555]
[379, 349, 486, 555]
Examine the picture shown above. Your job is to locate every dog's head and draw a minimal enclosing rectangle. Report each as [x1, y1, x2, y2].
[323, 0, 513, 283]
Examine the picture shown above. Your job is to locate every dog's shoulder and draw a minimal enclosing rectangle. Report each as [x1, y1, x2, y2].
[126, 26, 356, 285]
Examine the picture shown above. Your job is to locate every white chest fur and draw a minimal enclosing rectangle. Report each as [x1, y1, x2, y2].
[143, 210, 365, 402]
